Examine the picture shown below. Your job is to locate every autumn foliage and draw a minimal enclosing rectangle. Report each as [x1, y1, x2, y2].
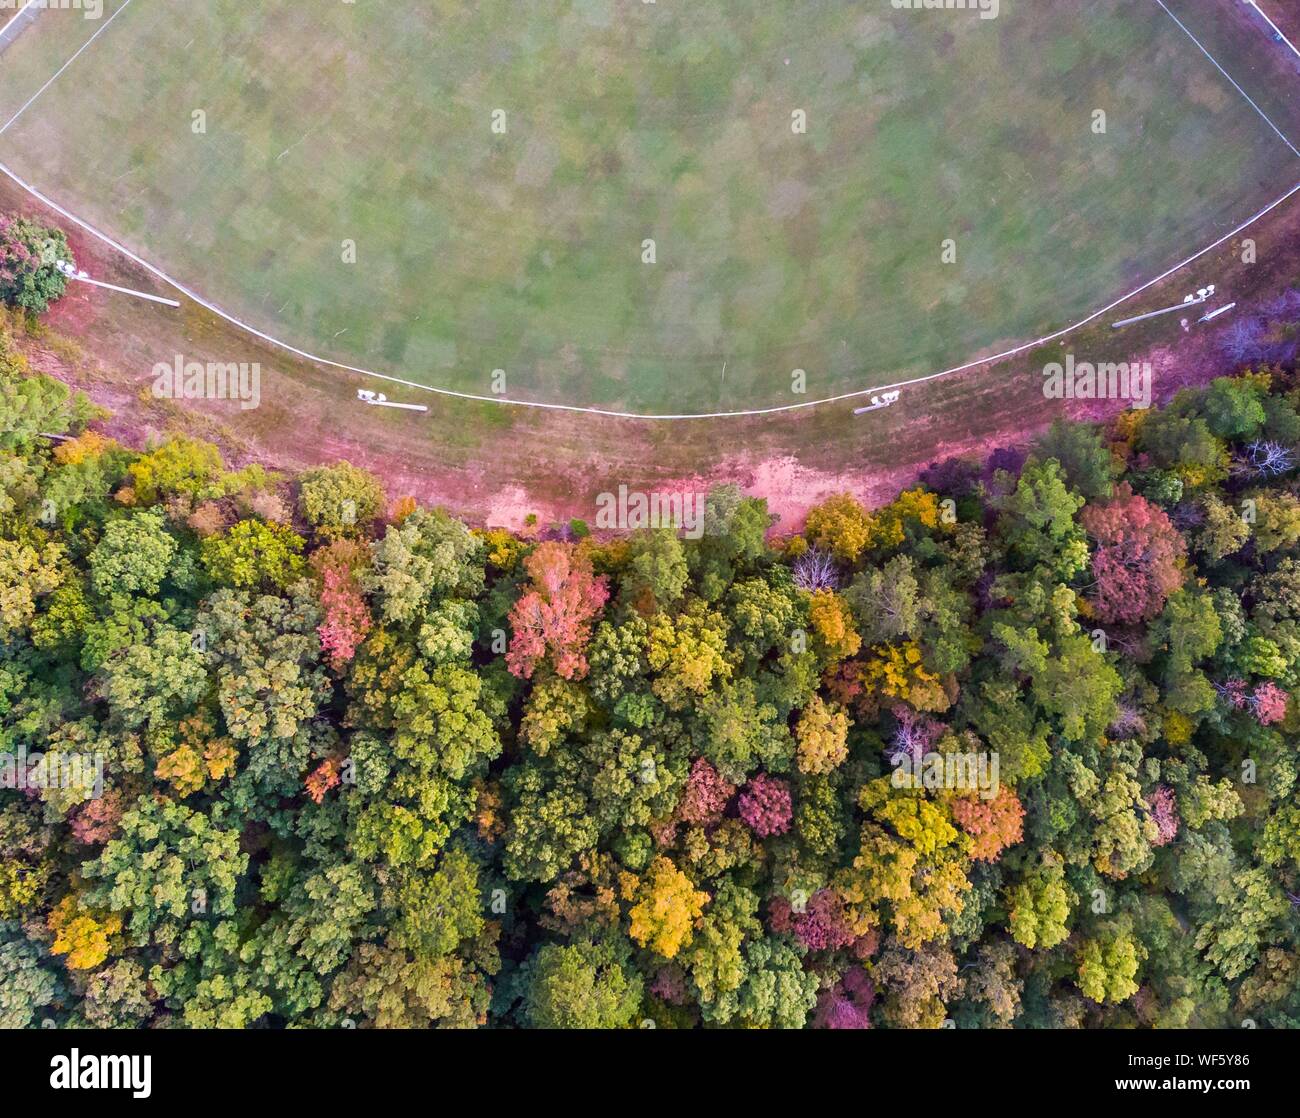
[1081, 485, 1185, 623]
[506, 542, 610, 680]
[4, 305, 1300, 1033]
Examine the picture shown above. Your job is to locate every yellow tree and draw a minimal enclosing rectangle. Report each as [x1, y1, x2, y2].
[795, 695, 850, 775]
[626, 856, 708, 960]
[48, 894, 122, 971]
[835, 778, 972, 949]
[860, 642, 950, 712]
[804, 493, 875, 563]
[807, 590, 861, 663]
[874, 487, 944, 549]
[646, 604, 732, 708]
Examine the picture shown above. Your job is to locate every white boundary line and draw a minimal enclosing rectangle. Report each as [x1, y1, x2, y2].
[0, 1, 39, 45]
[0, 2, 1296, 420]
[1154, 0, 1300, 158]
[0, 0, 134, 136]
[2, 159, 1291, 422]
[1248, 1, 1300, 64]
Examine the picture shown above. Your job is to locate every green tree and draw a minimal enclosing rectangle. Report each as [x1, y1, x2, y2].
[523, 937, 643, 1029]
[1032, 421, 1119, 500]
[82, 799, 246, 947]
[995, 459, 1088, 578]
[89, 509, 177, 598]
[297, 461, 387, 542]
[0, 214, 71, 314]
[365, 507, 485, 625]
[200, 519, 306, 591]
[622, 527, 689, 613]
[0, 925, 59, 1027]
[1201, 376, 1266, 441]
[1077, 917, 1146, 1005]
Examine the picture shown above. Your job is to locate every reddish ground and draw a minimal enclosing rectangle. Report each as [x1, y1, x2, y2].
[4, 166, 1300, 534]
[1256, 0, 1300, 47]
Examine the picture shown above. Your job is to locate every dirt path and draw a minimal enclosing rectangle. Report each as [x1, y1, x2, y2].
[4, 157, 1299, 533]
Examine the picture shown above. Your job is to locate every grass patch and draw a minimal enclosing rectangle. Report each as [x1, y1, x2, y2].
[1, 0, 1296, 413]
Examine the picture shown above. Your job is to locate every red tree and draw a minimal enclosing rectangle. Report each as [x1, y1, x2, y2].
[737, 774, 792, 837]
[770, 889, 856, 951]
[677, 758, 735, 827]
[812, 968, 875, 1030]
[1251, 682, 1289, 726]
[0, 213, 35, 292]
[506, 542, 609, 681]
[305, 758, 342, 805]
[316, 546, 372, 671]
[69, 789, 124, 845]
[1080, 486, 1185, 624]
[1147, 784, 1178, 847]
[951, 787, 1025, 862]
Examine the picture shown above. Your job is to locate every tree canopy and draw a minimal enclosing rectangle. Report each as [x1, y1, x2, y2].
[2, 308, 1299, 1029]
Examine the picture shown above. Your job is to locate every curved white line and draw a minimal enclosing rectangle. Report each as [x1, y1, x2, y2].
[0, 0, 1297, 420]
[3, 158, 1295, 421]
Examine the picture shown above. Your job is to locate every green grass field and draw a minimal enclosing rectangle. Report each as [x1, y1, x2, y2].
[0, 0, 1297, 415]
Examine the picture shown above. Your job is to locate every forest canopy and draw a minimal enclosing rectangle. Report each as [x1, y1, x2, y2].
[1, 317, 1299, 1030]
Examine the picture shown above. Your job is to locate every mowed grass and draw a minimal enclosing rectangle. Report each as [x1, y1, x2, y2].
[0, 0, 1297, 414]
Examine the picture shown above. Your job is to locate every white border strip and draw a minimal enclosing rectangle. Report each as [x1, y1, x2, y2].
[0, 2, 1296, 420]
[0, 1, 39, 45]
[0, 0, 134, 136]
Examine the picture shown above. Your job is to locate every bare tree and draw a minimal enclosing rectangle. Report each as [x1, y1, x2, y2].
[792, 547, 840, 592]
